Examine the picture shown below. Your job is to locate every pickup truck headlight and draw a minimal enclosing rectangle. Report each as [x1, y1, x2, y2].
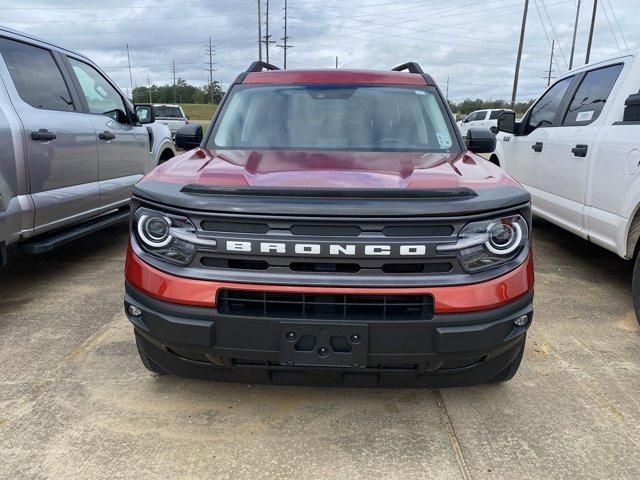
[437, 214, 529, 273]
[133, 207, 216, 265]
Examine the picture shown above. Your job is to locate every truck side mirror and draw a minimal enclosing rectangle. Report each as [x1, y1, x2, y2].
[134, 104, 155, 125]
[497, 111, 516, 134]
[175, 124, 203, 150]
[623, 93, 640, 122]
[465, 128, 496, 154]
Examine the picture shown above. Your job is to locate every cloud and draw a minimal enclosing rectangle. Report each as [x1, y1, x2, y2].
[1, 0, 636, 101]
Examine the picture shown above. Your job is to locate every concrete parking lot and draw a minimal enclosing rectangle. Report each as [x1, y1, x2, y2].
[1, 218, 639, 479]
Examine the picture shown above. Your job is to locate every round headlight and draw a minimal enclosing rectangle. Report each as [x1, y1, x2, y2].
[485, 221, 522, 255]
[137, 214, 172, 247]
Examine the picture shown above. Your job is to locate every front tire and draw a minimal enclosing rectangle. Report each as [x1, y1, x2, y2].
[136, 336, 168, 375]
[632, 253, 640, 325]
[488, 337, 525, 383]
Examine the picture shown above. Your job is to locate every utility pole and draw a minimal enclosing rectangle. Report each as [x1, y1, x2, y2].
[446, 76, 450, 101]
[206, 37, 216, 103]
[545, 40, 555, 86]
[335, 56, 338, 68]
[569, 0, 581, 69]
[147, 73, 152, 103]
[171, 60, 177, 103]
[126, 43, 133, 101]
[257, 0, 262, 61]
[510, 0, 529, 109]
[277, 0, 293, 69]
[585, 0, 597, 64]
[261, 0, 275, 64]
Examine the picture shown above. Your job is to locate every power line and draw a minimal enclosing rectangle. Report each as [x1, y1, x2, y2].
[277, 0, 293, 69]
[533, 0, 563, 72]
[540, 0, 569, 68]
[599, 0, 621, 52]
[605, 0, 628, 50]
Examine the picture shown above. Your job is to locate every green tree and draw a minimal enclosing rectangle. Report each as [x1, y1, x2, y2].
[132, 79, 225, 105]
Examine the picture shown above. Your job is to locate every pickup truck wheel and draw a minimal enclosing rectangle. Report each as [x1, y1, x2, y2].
[487, 337, 525, 383]
[158, 149, 175, 165]
[136, 337, 168, 375]
[632, 253, 640, 325]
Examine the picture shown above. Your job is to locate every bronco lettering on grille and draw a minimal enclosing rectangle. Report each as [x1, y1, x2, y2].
[224, 241, 428, 256]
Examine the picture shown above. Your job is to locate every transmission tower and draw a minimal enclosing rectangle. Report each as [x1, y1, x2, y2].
[277, 0, 293, 69]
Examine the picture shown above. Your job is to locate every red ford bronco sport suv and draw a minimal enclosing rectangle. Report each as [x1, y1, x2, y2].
[124, 61, 534, 387]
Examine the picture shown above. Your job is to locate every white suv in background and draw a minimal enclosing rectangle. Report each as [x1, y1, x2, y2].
[153, 104, 189, 137]
[458, 109, 513, 136]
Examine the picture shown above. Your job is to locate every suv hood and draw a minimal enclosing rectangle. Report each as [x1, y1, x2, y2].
[134, 148, 529, 216]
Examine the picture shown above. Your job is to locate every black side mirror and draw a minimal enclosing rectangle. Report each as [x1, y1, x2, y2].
[175, 124, 203, 150]
[490, 126, 498, 135]
[465, 128, 496, 154]
[497, 111, 516, 134]
[623, 93, 640, 122]
[135, 104, 155, 124]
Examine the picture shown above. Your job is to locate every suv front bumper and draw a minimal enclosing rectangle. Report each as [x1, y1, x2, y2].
[124, 249, 534, 387]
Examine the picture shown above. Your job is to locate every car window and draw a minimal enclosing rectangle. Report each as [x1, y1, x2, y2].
[0, 37, 74, 112]
[68, 57, 126, 121]
[474, 111, 487, 121]
[489, 110, 504, 120]
[154, 106, 184, 118]
[212, 85, 457, 152]
[563, 64, 623, 126]
[525, 76, 573, 134]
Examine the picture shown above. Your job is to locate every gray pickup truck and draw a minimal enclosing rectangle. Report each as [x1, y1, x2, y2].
[0, 28, 174, 264]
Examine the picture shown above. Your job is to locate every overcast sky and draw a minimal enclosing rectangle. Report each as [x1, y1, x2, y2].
[1, 0, 636, 102]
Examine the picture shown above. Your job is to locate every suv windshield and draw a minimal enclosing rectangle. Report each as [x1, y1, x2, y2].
[210, 85, 457, 152]
[154, 106, 184, 118]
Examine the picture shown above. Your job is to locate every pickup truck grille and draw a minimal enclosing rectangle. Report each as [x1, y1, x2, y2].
[217, 290, 434, 320]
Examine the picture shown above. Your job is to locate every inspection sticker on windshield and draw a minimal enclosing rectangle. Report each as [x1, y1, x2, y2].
[436, 133, 451, 147]
[415, 90, 426, 95]
[576, 111, 594, 122]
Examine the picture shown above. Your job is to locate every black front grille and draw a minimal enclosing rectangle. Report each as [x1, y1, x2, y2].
[217, 290, 434, 320]
[200, 220, 269, 234]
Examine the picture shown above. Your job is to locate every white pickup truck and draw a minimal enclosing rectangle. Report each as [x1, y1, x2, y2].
[458, 108, 514, 136]
[492, 52, 640, 321]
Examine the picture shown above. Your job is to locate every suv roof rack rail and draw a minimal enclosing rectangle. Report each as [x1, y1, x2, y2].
[246, 61, 281, 73]
[391, 62, 424, 74]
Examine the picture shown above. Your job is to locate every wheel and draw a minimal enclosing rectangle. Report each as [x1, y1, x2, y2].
[488, 338, 525, 384]
[158, 149, 175, 165]
[632, 253, 640, 325]
[136, 337, 168, 375]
